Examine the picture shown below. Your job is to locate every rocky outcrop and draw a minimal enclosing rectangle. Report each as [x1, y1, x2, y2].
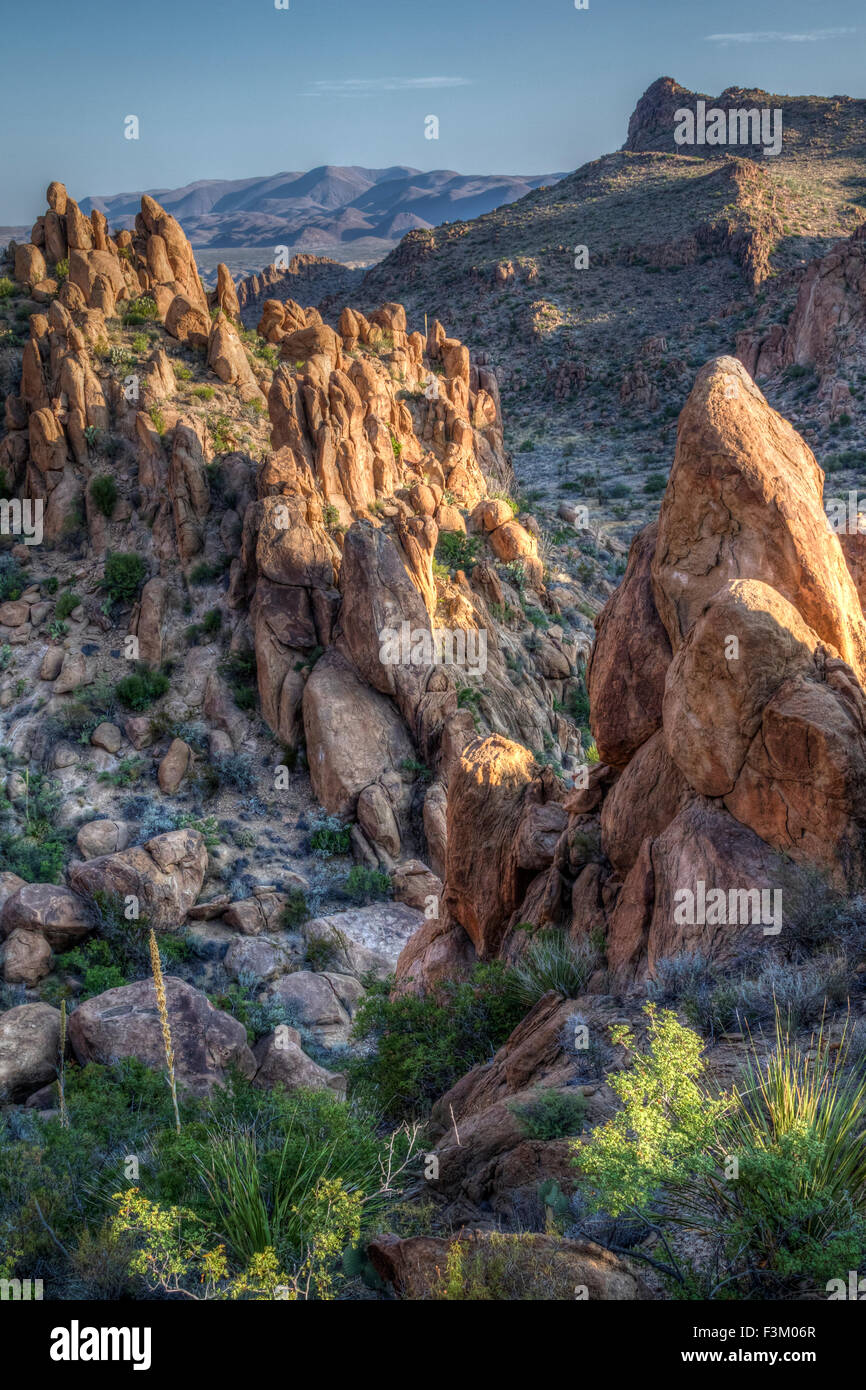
[405, 355, 866, 985]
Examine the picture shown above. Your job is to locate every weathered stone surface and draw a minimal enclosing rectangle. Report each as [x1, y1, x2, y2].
[653, 356, 866, 683]
[587, 521, 671, 768]
[1, 927, 53, 985]
[252, 1027, 346, 1095]
[0, 883, 91, 951]
[368, 1231, 653, 1301]
[0, 1003, 61, 1101]
[68, 977, 255, 1094]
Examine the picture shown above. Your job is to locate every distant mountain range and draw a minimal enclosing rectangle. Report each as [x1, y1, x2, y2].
[77, 165, 565, 250]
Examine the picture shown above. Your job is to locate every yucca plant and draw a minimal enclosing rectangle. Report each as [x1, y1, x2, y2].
[149, 929, 180, 1134]
[195, 1104, 420, 1268]
[510, 929, 601, 1008]
[57, 999, 69, 1128]
[688, 1015, 866, 1287]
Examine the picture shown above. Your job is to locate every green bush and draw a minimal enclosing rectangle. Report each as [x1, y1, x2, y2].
[349, 963, 526, 1120]
[344, 866, 391, 904]
[54, 591, 80, 620]
[575, 1005, 866, 1297]
[510, 1087, 587, 1140]
[102, 552, 146, 605]
[90, 474, 118, 518]
[309, 815, 351, 857]
[122, 295, 159, 325]
[435, 531, 480, 573]
[114, 664, 170, 711]
[281, 888, 309, 930]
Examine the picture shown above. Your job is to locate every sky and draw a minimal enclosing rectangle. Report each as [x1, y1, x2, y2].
[1, 0, 865, 222]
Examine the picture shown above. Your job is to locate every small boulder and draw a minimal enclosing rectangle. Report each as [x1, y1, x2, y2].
[0, 1003, 61, 1101]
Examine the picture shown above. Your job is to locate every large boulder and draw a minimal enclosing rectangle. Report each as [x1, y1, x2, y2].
[652, 356, 866, 684]
[368, 1231, 653, 1301]
[302, 648, 414, 818]
[67, 977, 255, 1094]
[0, 883, 91, 951]
[68, 829, 208, 931]
[252, 1026, 346, 1095]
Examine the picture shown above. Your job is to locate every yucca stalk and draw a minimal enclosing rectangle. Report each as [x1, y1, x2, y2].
[149, 929, 180, 1133]
[57, 998, 69, 1128]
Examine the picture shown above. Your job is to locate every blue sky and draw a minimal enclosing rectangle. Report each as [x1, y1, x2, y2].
[1, 0, 864, 221]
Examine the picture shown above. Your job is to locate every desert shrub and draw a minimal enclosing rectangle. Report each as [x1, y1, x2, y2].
[102, 551, 146, 605]
[76, 890, 189, 982]
[0, 556, 26, 602]
[509, 929, 601, 1008]
[189, 560, 227, 585]
[344, 866, 391, 904]
[349, 963, 525, 1120]
[97, 755, 146, 788]
[642, 472, 667, 494]
[122, 295, 159, 325]
[114, 664, 169, 711]
[0, 1065, 413, 1300]
[219, 649, 257, 710]
[309, 814, 351, 857]
[0, 772, 70, 883]
[89, 474, 118, 518]
[510, 1087, 587, 1140]
[212, 752, 255, 792]
[435, 531, 480, 573]
[0, 277, 15, 300]
[191, 385, 215, 401]
[281, 889, 309, 930]
[574, 1005, 866, 1297]
[54, 591, 80, 620]
[432, 1231, 582, 1300]
[201, 608, 222, 635]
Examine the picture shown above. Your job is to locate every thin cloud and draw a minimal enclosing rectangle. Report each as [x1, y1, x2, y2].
[305, 76, 471, 97]
[706, 27, 856, 44]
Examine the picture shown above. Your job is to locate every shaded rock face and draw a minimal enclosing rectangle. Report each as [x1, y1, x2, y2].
[68, 976, 256, 1095]
[415, 355, 866, 985]
[738, 222, 866, 385]
[587, 520, 671, 768]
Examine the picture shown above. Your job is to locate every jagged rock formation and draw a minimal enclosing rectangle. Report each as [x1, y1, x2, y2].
[400, 355, 866, 986]
[0, 181, 589, 1044]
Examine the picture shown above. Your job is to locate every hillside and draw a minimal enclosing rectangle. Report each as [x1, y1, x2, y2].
[356, 80, 866, 560]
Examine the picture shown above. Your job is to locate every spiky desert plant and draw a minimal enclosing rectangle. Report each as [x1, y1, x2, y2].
[57, 998, 69, 1128]
[149, 929, 180, 1133]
